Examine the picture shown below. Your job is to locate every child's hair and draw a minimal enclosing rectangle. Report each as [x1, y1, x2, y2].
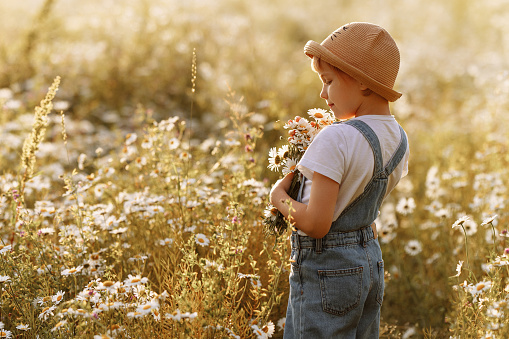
[311, 56, 374, 97]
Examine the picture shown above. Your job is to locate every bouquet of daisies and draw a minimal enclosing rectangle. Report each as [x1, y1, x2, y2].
[264, 108, 336, 235]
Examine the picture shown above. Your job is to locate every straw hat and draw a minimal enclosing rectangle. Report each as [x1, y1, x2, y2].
[304, 22, 402, 102]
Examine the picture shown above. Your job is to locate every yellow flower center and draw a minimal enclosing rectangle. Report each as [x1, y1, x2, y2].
[103, 281, 115, 287]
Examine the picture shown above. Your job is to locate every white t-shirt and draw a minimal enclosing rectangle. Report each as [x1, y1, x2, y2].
[297, 115, 409, 221]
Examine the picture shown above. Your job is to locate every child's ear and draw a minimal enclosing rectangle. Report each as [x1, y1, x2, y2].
[358, 81, 369, 91]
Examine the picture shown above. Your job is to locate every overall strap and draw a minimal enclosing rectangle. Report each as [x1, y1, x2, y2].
[382, 125, 407, 177]
[343, 120, 383, 174]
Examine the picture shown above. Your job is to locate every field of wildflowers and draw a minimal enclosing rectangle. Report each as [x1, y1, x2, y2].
[1, 0, 509, 338]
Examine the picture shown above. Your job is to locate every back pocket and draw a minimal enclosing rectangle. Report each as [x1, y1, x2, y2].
[318, 266, 363, 316]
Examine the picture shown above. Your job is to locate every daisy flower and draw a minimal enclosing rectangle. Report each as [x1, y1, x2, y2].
[179, 151, 192, 160]
[307, 108, 328, 120]
[267, 147, 282, 171]
[52, 290, 65, 304]
[16, 324, 30, 331]
[452, 216, 470, 229]
[463, 219, 478, 236]
[404, 240, 422, 256]
[282, 158, 298, 175]
[395, 197, 416, 215]
[0, 329, 12, 338]
[195, 233, 210, 247]
[260, 321, 275, 337]
[277, 318, 286, 331]
[481, 215, 498, 226]
[452, 261, 464, 278]
[0, 276, 11, 283]
[263, 205, 278, 221]
[136, 300, 160, 315]
[96, 280, 121, 293]
[39, 305, 56, 321]
[141, 137, 153, 149]
[61, 265, 83, 276]
[277, 145, 290, 160]
[51, 320, 67, 332]
[97, 301, 124, 311]
[168, 138, 180, 150]
[250, 277, 262, 289]
[157, 238, 174, 246]
[252, 325, 269, 339]
[123, 274, 148, 287]
[125, 133, 137, 145]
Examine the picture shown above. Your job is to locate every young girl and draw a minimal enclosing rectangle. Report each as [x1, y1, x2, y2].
[270, 22, 410, 338]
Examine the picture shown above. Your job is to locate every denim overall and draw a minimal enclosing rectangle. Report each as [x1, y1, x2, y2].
[284, 120, 407, 338]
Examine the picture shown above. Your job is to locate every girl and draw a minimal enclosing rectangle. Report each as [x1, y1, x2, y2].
[270, 22, 409, 338]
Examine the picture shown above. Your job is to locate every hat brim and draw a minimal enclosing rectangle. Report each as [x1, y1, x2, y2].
[304, 40, 402, 102]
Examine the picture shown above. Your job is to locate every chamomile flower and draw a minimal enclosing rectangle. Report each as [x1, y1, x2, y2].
[123, 274, 148, 287]
[452, 260, 464, 277]
[404, 240, 422, 256]
[277, 145, 290, 159]
[39, 305, 56, 321]
[168, 138, 180, 150]
[127, 311, 145, 319]
[463, 219, 478, 236]
[0, 329, 12, 338]
[307, 108, 328, 120]
[282, 158, 298, 175]
[267, 147, 282, 171]
[481, 215, 498, 226]
[263, 205, 278, 221]
[260, 321, 275, 337]
[0, 275, 10, 283]
[52, 290, 65, 304]
[252, 325, 269, 339]
[395, 197, 416, 215]
[452, 216, 470, 229]
[51, 320, 67, 332]
[179, 151, 192, 160]
[277, 318, 286, 331]
[195, 233, 210, 247]
[98, 301, 124, 312]
[125, 133, 137, 145]
[166, 309, 198, 322]
[61, 265, 83, 276]
[15, 324, 30, 331]
[136, 300, 160, 315]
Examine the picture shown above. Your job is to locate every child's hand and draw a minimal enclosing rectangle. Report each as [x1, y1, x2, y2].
[270, 172, 295, 205]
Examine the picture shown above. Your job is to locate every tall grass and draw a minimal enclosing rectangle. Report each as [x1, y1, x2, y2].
[1, 0, 509, 337]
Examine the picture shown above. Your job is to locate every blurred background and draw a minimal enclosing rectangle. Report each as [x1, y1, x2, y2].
[2, 0, 509, 335]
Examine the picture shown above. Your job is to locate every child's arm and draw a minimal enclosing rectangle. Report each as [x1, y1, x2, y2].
[270, 171, 339, 239]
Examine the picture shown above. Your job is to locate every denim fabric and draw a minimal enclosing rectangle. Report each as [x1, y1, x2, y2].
[284, 120, 407, 338]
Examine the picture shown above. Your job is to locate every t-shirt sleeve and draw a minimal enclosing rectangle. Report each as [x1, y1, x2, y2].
[297, 126, 347, 184]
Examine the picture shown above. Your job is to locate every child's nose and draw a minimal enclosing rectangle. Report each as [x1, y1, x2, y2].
[320, 86, 327, 99]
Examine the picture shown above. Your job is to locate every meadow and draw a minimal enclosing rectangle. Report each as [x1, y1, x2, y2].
[1, 0, 509, 337]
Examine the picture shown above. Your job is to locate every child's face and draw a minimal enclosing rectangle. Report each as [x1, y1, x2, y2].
[317, 62, 363, 120]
